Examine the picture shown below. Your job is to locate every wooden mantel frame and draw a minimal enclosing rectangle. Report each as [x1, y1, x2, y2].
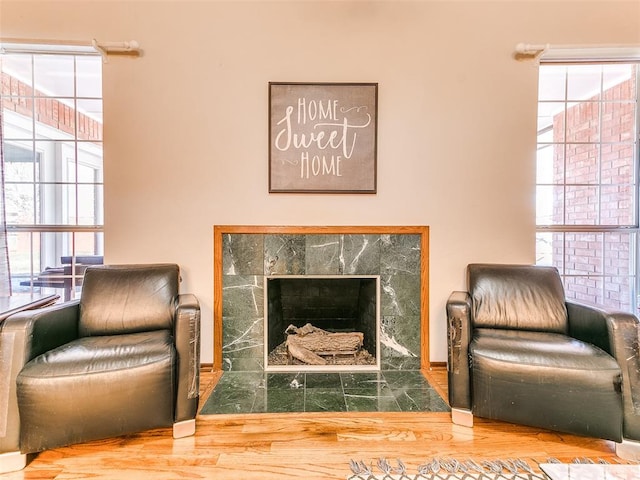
[213, 225, 429, 372]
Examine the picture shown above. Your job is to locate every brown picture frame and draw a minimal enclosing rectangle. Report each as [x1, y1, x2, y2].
[269, 82, 377, 193]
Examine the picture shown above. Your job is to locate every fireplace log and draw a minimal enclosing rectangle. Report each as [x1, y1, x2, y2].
[286, 336, 327, 365]
[285, 323, 364, 365]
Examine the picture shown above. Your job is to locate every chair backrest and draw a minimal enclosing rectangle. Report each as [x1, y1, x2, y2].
[468, 263, 568, 333]
[79, 263, 179, 336]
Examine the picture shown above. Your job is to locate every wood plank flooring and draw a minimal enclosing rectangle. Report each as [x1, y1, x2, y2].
[4, 367, 626, 479]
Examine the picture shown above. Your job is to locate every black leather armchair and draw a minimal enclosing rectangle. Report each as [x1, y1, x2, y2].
[0, 264, 201, 473]
[447, 264, 640, 460]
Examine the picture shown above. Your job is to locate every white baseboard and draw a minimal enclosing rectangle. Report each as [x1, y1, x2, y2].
[0, 451, 26, 473]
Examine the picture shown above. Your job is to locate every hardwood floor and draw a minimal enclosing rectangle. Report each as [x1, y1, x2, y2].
[4, 367, 625, 479]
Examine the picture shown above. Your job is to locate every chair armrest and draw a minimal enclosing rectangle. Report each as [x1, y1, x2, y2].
[446, 291, 472, 410]
[606, 311, 640, 440]
[173, 294, 201, 423]
[0, 301, 80, 453]
[2, 300, 80, 363]
[568, 301, 640, 440]
[566, 301, 612, 354]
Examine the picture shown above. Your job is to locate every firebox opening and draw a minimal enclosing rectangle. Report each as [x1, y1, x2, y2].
[265, 275, 380, 371]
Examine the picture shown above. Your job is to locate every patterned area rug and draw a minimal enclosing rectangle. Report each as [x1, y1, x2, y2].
[540, 462, 640, 480]
[347, 458, 640, 480]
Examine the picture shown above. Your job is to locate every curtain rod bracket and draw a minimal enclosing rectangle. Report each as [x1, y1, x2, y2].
[92, 39, 141, 63]
[514, 43, 549, 62]
[91, 39, 108, 62]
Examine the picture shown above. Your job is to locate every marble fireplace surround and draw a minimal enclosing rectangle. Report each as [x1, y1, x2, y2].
[213, 225, 429, 372]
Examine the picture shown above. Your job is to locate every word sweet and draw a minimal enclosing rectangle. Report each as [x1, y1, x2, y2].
[273, 96, 371, 179]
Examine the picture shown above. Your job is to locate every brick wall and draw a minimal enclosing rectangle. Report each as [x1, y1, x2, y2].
[552, 71, 636, 310]
[1, 72, 102, 141]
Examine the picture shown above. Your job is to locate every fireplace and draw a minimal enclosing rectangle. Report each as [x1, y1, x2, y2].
[264, 275, 380, 371]
[213, 225, 429, 373]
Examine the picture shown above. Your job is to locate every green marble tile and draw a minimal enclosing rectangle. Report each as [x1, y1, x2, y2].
[265, 372, 305, 389]
[306, 235, 341, 274]
[222, 275, 264, 318]
[380, 355, 422, 371]
[380, 274, 420, 317]
[387, 315, 421, 355]
[344, 390, 401, 412]
[215, 371, 265, 391]
[340, 234, 381, 275]
[223, 234, 264, 275]
[380, 314, 421, 363]
[392, 388, 451, 412]
[264, 234, 306, 275]
[305, 372, 342, 389]
[382, 370, 432, 389]
[305, 389, 347, 412]
[253, 388, 305, 413]
[380, 234, 421, 275]
[340, 372, 389, 391]
[222, 356, 264, 372]
[200, 387, 256, 414]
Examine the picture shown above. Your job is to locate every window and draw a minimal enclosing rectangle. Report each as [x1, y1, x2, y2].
[536, 62, 639, 313]
[1, 47, 103, 300]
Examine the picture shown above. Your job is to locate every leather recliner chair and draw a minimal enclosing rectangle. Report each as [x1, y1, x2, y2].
[447, 263, 640, 460]
[0, 263, 201, 473]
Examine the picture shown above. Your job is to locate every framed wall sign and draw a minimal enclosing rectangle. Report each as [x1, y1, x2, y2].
[269, 82, 378, 193]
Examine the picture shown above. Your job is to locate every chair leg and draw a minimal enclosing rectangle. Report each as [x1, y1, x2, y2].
[173, 419, 196, 439]
[451, 408, 474, 427]
[0, 451, 26, 473]
[616, 438, 640, 461]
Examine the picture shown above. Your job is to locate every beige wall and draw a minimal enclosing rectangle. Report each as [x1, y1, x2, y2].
[2, 1, 639, 363]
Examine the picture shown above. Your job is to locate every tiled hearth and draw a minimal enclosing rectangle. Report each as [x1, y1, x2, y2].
[200, 370, 449, 414]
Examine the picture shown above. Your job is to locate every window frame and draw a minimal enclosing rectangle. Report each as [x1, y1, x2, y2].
[1, 47, 104, 300]
[535, 59, 640, 313]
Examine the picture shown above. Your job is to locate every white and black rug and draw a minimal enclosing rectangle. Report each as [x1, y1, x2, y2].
[347, 458, 640, 480]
